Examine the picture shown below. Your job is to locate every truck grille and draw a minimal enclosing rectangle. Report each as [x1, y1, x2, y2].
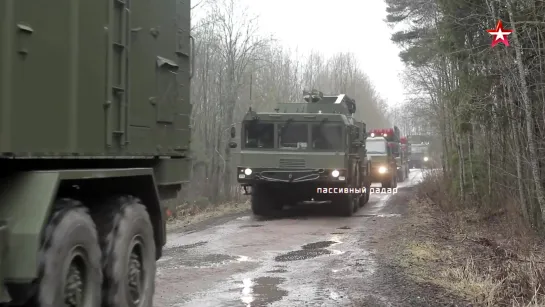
[278, 158, 306, 169]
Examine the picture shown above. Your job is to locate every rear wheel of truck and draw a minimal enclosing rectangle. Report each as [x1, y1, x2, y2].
[97, 196, 156, 307]
[38, 199, 102, 307]
[251, 185, 278, 217]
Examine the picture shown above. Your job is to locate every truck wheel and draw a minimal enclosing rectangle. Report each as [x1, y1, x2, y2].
[336, 194, 355, 217]
[98, 196, 156, 307]
[397, 169, 404, 182]
[359, 184, 371, 207]
[38, 199, 102, 307]
[251, 185, 278, 216]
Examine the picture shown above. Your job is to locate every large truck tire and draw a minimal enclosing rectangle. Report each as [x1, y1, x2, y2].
[335, 193, 355, 217]
[38, 199, 102, 307]
[97, 196, 156, 307]
[397, 169, 404, 182]
[359, 184, 371, 207]
[251, 185, 278, 217]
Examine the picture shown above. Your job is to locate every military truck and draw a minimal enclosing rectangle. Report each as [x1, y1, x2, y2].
[408, 143, 431, 168]
[368, 127, 407, 182]
[366, 133, 398, 188]
[407, 135, 432, 168]
[230, 90, 371, 217]
[0, 1, 193, 305]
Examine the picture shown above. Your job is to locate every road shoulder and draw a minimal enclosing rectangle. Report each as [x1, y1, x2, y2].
[384, 186, 545, 306]
[359, 186, 468, 306]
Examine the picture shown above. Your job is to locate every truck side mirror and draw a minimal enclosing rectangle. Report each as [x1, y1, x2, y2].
[229, 141, 237, 148]
[230, 126, 236, 138]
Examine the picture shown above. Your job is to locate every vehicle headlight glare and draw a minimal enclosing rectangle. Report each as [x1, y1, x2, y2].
[331, 170, 340, 177]
[378, 166, 387, 174]
[244, 168, 252, 175]
[423, 157, 429, 161]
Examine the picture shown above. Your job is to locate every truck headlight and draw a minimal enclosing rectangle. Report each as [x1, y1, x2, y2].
[378, 166, 387, 174]
[331, 169, 340, 177]
[423, 157, 429, 161]
[244, 168, 252, 175]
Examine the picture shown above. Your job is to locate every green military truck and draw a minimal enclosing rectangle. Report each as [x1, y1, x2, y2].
[0, 1, 193, 306]
[365, 133, 398, 189]
[230, 90, 371, 217]
[407, 135, 432, 168]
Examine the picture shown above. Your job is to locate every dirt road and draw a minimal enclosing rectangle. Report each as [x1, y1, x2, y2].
[155, 170, 425, 307]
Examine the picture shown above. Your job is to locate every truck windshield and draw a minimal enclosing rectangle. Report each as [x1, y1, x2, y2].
[366, 139, 387, 154]
[244, 122, 274, 148]
[279, 123, 308, 149]
[311, 124, 343, 150]
[411, 145, 428, 153]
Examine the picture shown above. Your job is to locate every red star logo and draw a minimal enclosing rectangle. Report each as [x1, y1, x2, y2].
[487, 20, 512, 47]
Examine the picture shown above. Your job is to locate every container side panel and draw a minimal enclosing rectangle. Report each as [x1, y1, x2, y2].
[176, 0, 192, 151]
[128, 0, 155, 153]
[11, 1, 72, 153]
[77, 0, 108, 154]
[0, 0, 15, 152]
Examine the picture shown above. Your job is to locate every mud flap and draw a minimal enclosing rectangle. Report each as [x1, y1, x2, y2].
[0, 222, 11, 302]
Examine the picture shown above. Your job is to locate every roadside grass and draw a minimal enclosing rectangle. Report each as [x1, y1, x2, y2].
[165, 196, 250, 231]
[397, 170, 545, 306]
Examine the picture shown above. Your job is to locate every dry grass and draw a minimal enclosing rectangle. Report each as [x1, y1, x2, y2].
[165, 197, 250, 231]
[397, 170, 545, 306]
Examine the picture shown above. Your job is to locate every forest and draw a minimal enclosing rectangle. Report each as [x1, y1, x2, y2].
[385, 0, 545, 229]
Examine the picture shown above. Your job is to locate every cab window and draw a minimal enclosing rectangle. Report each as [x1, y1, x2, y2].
[366, 140, 387, 154]
[244, 123, 274, 148]
[279, 123, 308, 149]
[311, 124, 342, 150]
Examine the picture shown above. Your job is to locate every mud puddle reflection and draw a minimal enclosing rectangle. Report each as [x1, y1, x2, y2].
[236, 277, 287, 306]
[274, 240, 341, 262]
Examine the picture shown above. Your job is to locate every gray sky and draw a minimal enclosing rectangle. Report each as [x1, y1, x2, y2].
[237, 0, 406, 107]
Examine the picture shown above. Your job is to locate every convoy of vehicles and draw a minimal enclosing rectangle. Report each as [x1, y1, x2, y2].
[0, 0, 193, 305]
[366, 131, 398, 189]
[231, 90, 372, 217]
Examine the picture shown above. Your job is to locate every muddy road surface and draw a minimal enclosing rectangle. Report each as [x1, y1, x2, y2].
[155, 170, 425, 307]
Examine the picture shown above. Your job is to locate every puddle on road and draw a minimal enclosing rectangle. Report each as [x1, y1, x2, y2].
[239, 277, 288, 306]
[239, 224, 264, 228]
[337, 226, 351, 229]
[302, 241, 337, 249]
[275, 249, 331, 262]
[330, 232, 344, 235]
[274, 240, 342, 262]
[162, 241, 208, 257]
[354, 213, 401, 218]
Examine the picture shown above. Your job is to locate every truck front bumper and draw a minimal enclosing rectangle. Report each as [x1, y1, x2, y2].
[369, 166, 394, 183]
[236, 167, 347, 185]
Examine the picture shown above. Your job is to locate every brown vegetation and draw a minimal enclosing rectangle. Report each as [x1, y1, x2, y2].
[397, 170, 545, 306]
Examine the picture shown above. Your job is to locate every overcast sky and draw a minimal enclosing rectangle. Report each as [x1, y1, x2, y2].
[237, 0, 406, 107]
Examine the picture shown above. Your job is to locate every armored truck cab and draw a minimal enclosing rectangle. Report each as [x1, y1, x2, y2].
[0, 0, 193, 305]
[232, 91, 371, 217]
